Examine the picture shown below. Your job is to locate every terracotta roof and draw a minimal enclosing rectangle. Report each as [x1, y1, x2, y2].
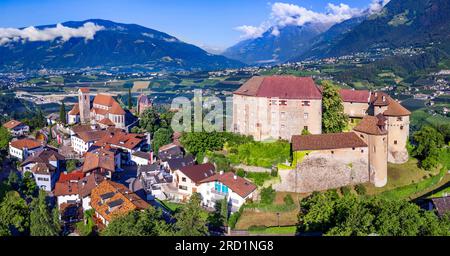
[93, 94, 115, 107]
[31, 162, 55, 174]
[71, 124, 99, 134]
[10, 139, 42, 150]
[91, 107, 109, 116]
[132, 151, 152, 160]
[158, 143, 179, 152]
[91, 180, 150, 222]
[371, 92, 390, 106]
[339, 89, 371, 103]
[93, 131, 145, 150]
[78, 173, 107, 198]
[234, 76, 322, 99]
[383, 98, 411, 116]
[79, 88, 90, 93]
[76, 130, 109, 143]
[54, 180, 79, 196]
[109, 101, 126, 115]
[22, 148, 65, 167]
[353, 115, 388, 135]
[68, 103, 80, 116]
[3, 120, 25, 130]
[179, 163, 216, 184]
[82, 148, 116, 173]
[431, 196, 450, 217]
[98, 118, 115, 126]
[58, 170, 84, 183]
[292, 132, 368, 151]
[200, 172, 257, 198]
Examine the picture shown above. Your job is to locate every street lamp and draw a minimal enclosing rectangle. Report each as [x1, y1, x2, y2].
[276, 212, 280, 227]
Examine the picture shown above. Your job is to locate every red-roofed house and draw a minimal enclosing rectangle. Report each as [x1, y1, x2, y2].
[198, 171, 257, 212]
[9, 138, 43, 161]
[339, 89, 371, 118]
[2, 120, 30, 137]
[233, 76, 322, 141]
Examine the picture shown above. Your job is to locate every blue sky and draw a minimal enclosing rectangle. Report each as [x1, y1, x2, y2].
[0, 0, 375, 51]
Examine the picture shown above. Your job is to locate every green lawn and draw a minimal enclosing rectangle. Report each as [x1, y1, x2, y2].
[227, 141, 291, 168]
[158, 200, 184, 212]
[248, 225, 297, 235]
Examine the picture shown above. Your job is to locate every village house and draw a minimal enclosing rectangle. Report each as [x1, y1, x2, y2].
[21, 147, 65, 192]
[81, 147, 120, 179]
[165, 163, 216, 201]
[9, 138, 43, 161]
[137, 164, 172, 200]
[90, 180, 150, 226]
[198, 171, 257, 212]
[163, 155, 195, 174]
[2, 120, 30, 137]
[78, 173, 107, 211]
[136, 93, 152, 116]
[68, 103, 80, 125]
[339, 89, 371, 119]
[54, 170, 85, 209]
[71, 129, 109, 155]
[232, 76, 323, 141]
[158, 143, 185, 163]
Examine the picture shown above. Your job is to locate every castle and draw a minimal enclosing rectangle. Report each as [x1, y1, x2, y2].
[68, 88, 128, 129]
[232, 76, 411, 189]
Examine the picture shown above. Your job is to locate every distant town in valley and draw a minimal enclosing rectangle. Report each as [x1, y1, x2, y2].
[0, 0, 449, 237]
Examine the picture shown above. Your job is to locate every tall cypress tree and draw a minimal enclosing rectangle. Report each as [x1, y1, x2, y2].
[59, 101, 67, 125]
[30, 190, 60, 236]
[128, 88, 133, 110]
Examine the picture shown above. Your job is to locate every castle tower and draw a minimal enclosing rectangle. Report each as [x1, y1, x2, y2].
[353, 115, 388, 187]
[372, 92, 389, 116]
[137, 94, 152, 116]
[78, 88, 91, 124]
[383, 99, 411, 164]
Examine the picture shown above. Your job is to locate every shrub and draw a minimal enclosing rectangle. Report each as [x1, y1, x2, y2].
[340, 186, 351, 196]
[236, 169, 246, 178]
[283, 194, 294, 205]
[248, 225, 267, 232]
[355, 184, 367, 196]
[270, 168, 278, 177]
[246, 172, 273, 187]
[228, 205, 245, 230]
[260, 186, 276, 205]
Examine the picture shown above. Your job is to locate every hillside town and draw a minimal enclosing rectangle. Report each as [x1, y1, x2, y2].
[1, 75, 448, 236]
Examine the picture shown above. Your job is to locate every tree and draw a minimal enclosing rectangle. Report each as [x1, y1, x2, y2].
[220, 199, 229, 225]
[260, 186, 276, 205]
[20, 172, 37, 198]
[180, 132, 225, 156]
[102, 207, 171, 236]
[0, 191, 29, 235]
[65, 159, 79, 173]
[59, 101, 67, 125]
[29, 190, 60, 236]
[321, 81, 348, 133]
[297, 192, 450, 236]
[174, 193, 209, 236]
[128, 88, 133, 110]
[0, 126, 11, 151]
[139, 108, 161, 134]
[301, 128, 311, 135]
[152, 128, 173, 153]
[413, 126, 445, 170]
[6, 171, 20, 190]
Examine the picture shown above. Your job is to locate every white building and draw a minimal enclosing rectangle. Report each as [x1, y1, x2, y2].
[2, 120, 30, 137]
[9, 139, 43, 161]
[131, 151, 153, 166]
[198, 171, 257, 212]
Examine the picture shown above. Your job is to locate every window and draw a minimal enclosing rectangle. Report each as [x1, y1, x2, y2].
[394, 140, 398, 145]
[281, 124, 286, 129]
[302, 101, 310, 106]
[331, 151, 334, 154]
[397, 117, 403, 121]
[400, 126, 404, 130]
[182, 177, 186, 182]
[281, 112, 286, 119]
[279, 100, 287, 106]
[304, 126, 308, 131]
[373, 146, 376, 153]
[360, 134, 364, 139]
[304, 113, 309, 120]
[178, 185, 188, 190]
[361, 149, 364, 153]
[270, 100, 277, 105]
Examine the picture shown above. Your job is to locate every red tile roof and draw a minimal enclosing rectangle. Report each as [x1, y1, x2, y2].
[200, 172, 257, 198]
[383, 98, 411, 116]
[98, 118, 115, 126]
[179, 163, 216, 184]
[93, 131, 145, 150]
[3, 120, 25, 130]
[54, 180, 80, 196]
[68, 103, 80, 116]
[234, 76, 322, 100]
[58, 170, 85, 183]
[353, 115, 388, 135]
[79, 88, 90, 93]
[339, 89, 371, 103]
[292, 132, 368, 151]
[10, 139, 42, 150]
[82, 148, 116, 174]
[91, 180, 150, 222]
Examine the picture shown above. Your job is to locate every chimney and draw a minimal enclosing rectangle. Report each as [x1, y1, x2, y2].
[220, 170, 224, 175]
[233, 175, 237, 180]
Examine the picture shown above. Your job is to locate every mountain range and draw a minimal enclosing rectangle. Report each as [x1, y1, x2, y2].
[225, 0, 450, 65]
[0, 19, 243, 72]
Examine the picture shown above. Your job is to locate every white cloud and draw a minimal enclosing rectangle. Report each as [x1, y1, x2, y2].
[368, 0, 390, 14]
[0, 22, 105, 45]
[236, 1, 390, 40]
